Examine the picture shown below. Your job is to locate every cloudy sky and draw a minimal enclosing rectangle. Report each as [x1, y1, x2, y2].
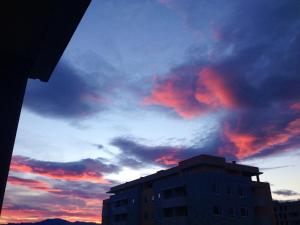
[2, 0, 300, 223]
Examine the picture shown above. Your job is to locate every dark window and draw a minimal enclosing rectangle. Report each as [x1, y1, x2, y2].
[174, 186, 187, 197]
[115, 199, 128, 207]
[175, 206, 188, 216]
[144, 212, 148, 219]
[144, 196, 148, 203]
[151, 212, 155, 219]
[114, 213, 128, 222]
[163, 206, 188, 217]
[212, 183, 219, 193]
[164, 208, 173, 217]
[241, 208, 248, 217]
[227, 186, 232, 195]
[213, 206, 221, 215]
[163, 189, 172, 199]
[238, 187, 245, 197]
[229, 208, 234, 217]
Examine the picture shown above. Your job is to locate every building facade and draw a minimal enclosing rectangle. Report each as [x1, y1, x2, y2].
[102, 155, 275, 225]
[273, 200, 300, 225]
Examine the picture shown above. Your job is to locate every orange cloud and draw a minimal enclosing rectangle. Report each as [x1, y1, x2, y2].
[143, 75, 205, 119]
[143, 67, 237, 119]
[10, 163, 110, 184]
[195, 67, 237, 108]
[155, 155, 178, 166]
[221, 118, 300, 159]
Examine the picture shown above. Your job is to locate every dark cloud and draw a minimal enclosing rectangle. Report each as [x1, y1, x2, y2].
[7, 176, 50, 191]
[111, 137, 211, 167]
[24, 54, 120, 119]
[95, 144, 104, 149]
[273, 189, 299, 197]
[11, 155, 120, 184]
[144, 0, 300, 159]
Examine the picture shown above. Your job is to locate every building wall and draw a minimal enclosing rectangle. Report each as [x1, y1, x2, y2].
[102, 156, 275, 225]
[102, 186, 141, 225]
[273, 200, 300, 225]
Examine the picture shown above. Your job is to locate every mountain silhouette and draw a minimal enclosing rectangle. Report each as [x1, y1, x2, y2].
[6, 218, 99, 225]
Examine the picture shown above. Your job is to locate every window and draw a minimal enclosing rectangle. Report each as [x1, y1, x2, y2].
[240, 208, 248, 217]
[163, 206, 188, 217]
[144, 196, 148, 203]
[174, 186, 187, 197]
[212, 183, 220, 194]
[226, 186, 232, 195]
[115, 199, 128, 207]
[238, 187, 245, 197]
[163, 189, 172, 199]
[163, 186, 187, 199]
[151, 212, 155, 219]
[213, 206, 222, 215]
[114, 213, 128, 222]
[144, 212, 148, 220]
[175, 206, 188, 216]
[151, 195, 155, 201]
[164, 208, 173, 217]
[228, 208, 234, 217]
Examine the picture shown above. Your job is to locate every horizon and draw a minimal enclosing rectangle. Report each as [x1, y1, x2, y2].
[1, 0, 300, 223]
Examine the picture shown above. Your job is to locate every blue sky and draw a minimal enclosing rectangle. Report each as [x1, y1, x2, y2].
[2, 0, 300, 223]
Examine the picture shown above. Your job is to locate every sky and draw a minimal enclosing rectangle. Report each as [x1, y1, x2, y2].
[1, 0, 300, 223]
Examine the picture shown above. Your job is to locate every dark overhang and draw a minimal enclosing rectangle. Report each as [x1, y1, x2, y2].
[2, 0, 91, 81]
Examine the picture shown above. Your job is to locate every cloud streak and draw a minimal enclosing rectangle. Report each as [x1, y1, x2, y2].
[273, 189, 300, 197]
[10, 156, 119, 184]
[111, 137, 208, 167]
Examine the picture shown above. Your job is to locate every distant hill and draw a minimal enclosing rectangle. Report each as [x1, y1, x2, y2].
[6, 218, 99, 225]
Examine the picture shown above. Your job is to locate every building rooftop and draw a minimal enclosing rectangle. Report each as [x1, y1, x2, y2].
[109, 154, 261, 193]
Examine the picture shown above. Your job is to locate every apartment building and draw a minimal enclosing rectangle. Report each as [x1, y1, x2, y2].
[102, 154, 275, 225]
[273, 200, 300, 225]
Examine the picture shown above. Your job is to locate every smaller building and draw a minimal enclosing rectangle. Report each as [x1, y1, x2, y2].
[273, 200, 300, 225]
